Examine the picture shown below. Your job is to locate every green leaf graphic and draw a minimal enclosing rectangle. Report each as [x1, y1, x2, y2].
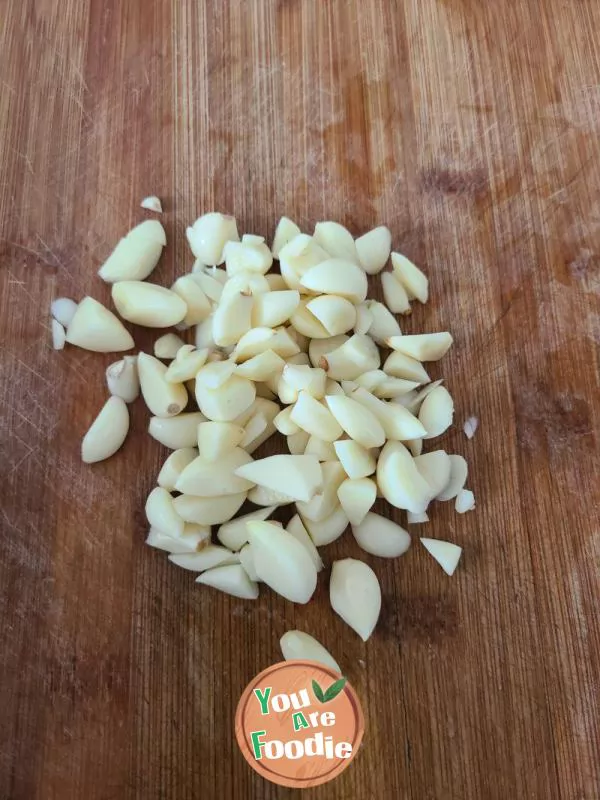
[312, 679, 326, 703]
[323, 677, 347, 702]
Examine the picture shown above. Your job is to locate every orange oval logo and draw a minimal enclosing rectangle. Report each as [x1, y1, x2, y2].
[235, 660, 364, 788]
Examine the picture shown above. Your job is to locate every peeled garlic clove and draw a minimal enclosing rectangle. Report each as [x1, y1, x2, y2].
[406, 438, 423, 457]
[252, 290, 300, 327]
[157, 447, 198, 490]
[212, 293, 254, 348]
[381, 271, 411, 314]
[355, 226, 391, 274]
[320, 334, 380, 380]
[399, 379, 444, 415]
[233, 326, 299, 362]
[112, 281, 188, 328]
[272, 216, 301, 258]
[274, 405, 300, 435]
[296, 461, 346, 522]
[81, 396, 129, 463]
[248, 483, 295, 506]
[169, 545, 238, 572]
[98, 221, 165, 283]
[51, 319, 66, 350]
[290, 391, 343, 442]
[338, 478, 377, 526]
[280, 631, 340, 672]
[286, 515, 323, 572]
[419, 385, 454, 439]
[192, 269, 224, 303]
[235, 454, 322, 503]
[383, 351, 430, 384]
[247, 521, 318, 604]
[140, 195, 162, 213]
[197, 421, 244, 461]
[354, 302, 373, 335]
[196, 359, 237, 390]
[176, 447, 253, 496]
[282, 365, 326, 399]
[286, 430, 310, 456]
[354, 370, 386, 392]
[186, 212, 239, 265]
[241, 412, 268, 451]
[239, 544, 261, 581]
[146, 524, 210, 554]
[51, 296, 78, 328]
[138, 352, 188, 417]
[350, 387, 426, 441]
[376, 440, 433, 513]
[301, 505, 349, 546]
[421, 538, 462, 575]
[308, 334, 348, 368]
[290, 300, 331, 339]
[165, 346, 209, 383]
[314, 221, 358, 262]
[387, 332, 453, 362]
[455, 488, 475, 513]
[414, 450, 452, 497]
[195, 374, 256, 421]
[148, 412, 206, 449]
[300, 259, 367, 304]
[279, 234, 331, 290]
[154, 333, 186, 359]
[330, 558, 381, 641]
[325, 394, 386, 448]
[391, 252, 429, 303]
[65, 296, 134, 352]
[235, 349, 285, 382]
[217, 505, 277, 550]
[306, 295, 357, 336]
[173, 492, 247, 525]
[334, 439, 376, 479]
[304, 436, 337, 462]
[437, 455, 468, 501]
[195, 316, 216, 350]
[233, 397, 279, 428]
[105, 355, 140, 402]
[223, 240, 273, 276]
[351, 511, 411, 557]
[145, 486, 184, 537]
[373, 377, 420, 399]
[171, 275, 212, 325]
[265, 273, 288, 291]
[196, 564, 259, 599]
[366, 300, 402, 343]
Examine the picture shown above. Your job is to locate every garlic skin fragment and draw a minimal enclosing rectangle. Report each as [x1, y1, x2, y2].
[272, 217, 301, 258]
[217, 505, 278, 551]
[51, 319, 66, 350]
[314, 221, 358, 262]
[300, 259, 368, 304]
[381, 272, 411, 314]
[338, 478, 377, 526]
[280, 631, 340, 673]
[81, 396, 129, 464]
[112, 281, 188, 328]
[154, 333, 186, 359]
[145, 486, 184, 537]
[421, 538, 462, 575]
[173, 492, 247, 526]
[98, 220, 166, 283]
[140, 195, 163, 213]
[463, 416, 479, 439]
[355, 226, 392, 275]
[186, 213, 240, 265]
[391, 252, 429, 303]
[169, 546, 239, 572]
[138, 352, 188, 417]
[235, 454, 323, 503]
[247, 521, 318, 604]
[386, 332, 453, 362]
[419, 385, 454, 439]
[351, 512, 411, 558]
[196, 564, 259, 599]
[157, 447, 198, 490]
[148, 412, 206, 449]
[455, 488, 475, 514]
[51, 297, 78, 328]
[330, 558, 381, 641]
[437, 455, 468, 501]
[65, 297, 134, 352]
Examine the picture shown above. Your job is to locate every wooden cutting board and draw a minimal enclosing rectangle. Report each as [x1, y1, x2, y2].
[1, 1, 598, 798]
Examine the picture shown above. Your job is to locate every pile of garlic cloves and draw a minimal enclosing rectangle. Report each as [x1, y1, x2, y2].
[51, 209, 476, 663]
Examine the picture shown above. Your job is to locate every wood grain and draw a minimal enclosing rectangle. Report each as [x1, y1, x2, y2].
[1, 1, 599, 798]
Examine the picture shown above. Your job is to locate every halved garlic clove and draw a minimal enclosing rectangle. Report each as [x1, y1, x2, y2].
[212, 292, 254, 347]
[365, 300, 402, 343]
[197, 421, 244, 461]
[282, 364, 326, 399]
[333, 439, 377, 479]
[138, 352, 188, 417]
[171, 275, 212, 325]
[165, 346, 209, 383]
[300, 259, 368, 304]
[223, 240, 273, 276]
[272, 216, 302, 258]
[233, 326, 299, 362]
[196, 359, 237, 390]
[286, 430, 310, 456]
[274, 405, 300, 435]
[252, 290, 300, 328]
[350, 387, 426, 441]
[338, 478, 377, 526]
[235, 349, 285, 382]
[290, 391, 343, 442]
[51, 319, 66, 350]
[421, 538, 462, 575]
[304, 435, 338, 462]
[437, 455, 468, 501]
[391, 252, 429, 303]
[381, 271, 411, 314]
[320, 334, 380, 380]
[112, 281, 188, 328]
[217, 505, 277, 550]
[455, 488, 475, 513]
[148, 412, 206, 449]
[65, 296, 134, 352]
[301, 505, 349, 546]
[290, 299, 331, 339]
[386, 332, 453, 362]
[195, 374, 256, 422]
[146, 523, 210, 554]
[157, 447, 198, 490]
[383, 351, 430, 384]
[325, 394, 386, 448]
[140, 195, 163, 213]
[247, 521, 318, 604]
[330, 558, 381, 641]
[280, 631, 340, 672]
[296, 461, 346, 522]
[175, 447, 254, 496]
[278, 234, 330, 290]
[186, 212, 239, 265]
[196, 563, 259, 599]
[51, 297, 78, 328]
[376, 440, 433, 513]
[98, 220, 166, 283]
[169, 545, 239, 572]
[355, 226, 392, 274]
[173, 492, 247, 525]
[308, 334, 348, 368]
[306, 295, 357, 336]
[81, 396, 129, 463]
[286, 515, 323, 572]
[314, 221, 358, 262]
[351, 512, 411, 557]
[419, 385, 454, 439]
[154, 333, 186, 359]
[414, 450, 452, 497]
[235, 454, 322, 503]
[106, 355, 140, 402]
[145, 486, 184, 537]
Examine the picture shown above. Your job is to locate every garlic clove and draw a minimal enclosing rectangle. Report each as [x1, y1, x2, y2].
[191, 269, 224, 303]
[252, 290, 300, 328]
[301, 505, 349, 546]
[146, 524, 210, 554]
[186, 213, 239, 265]
[314, 221, 358, 262]
[235, 349, 285, 382]
[197, 421, 245, 461]
[278, 234, 330, 290]
[407, 510, 429, 524]
[81, 396, 129, 463]
[65, 296, 134, 352]
[148, 412, 206, 449]
[296, 461, 346, 522]
[157, 447, 198, 490]
[290, 299, 331, 339]
[169, 545, 239, 572]
[330, 558, 381, 641]
[308, 334, 348, 368]
[381, 271, 411, 314]
[274, 405, 300, 436]
[98, 221, 166, 283]
[247, 521, 318, 604]
[325, 394, 386, 448]
[350, 387, 426, 441]
[338, 478, 377, 526]
[195, 564, 259, 599]
[376, 440, 433, 513]
[235, 454, 322, 503]
[217, 505, 278, 550]
[164, 346, 209, 383]
[437, 455, 468, 501]
[195, 374, 256, 422]
[355, 226, 392, 274]
[145, 486, 184, 537]
[173, 492, 247, 525]
[138, 352, 188, 417]
[383, 351, 430, 384]
[290, 391, 343, 442]
[223, 240, 273, 276]
[106, 355, 140, 402]
[272, 217, 302, 258]
[414, 450, 452, 497]
[391, 252, 429, 303]
[419, 385, 454, 439]
[51, 296, 78, 327]
[300, 259, 368, 304]
[306, 295, 357, 336]
[239, 544, 261, 581]
[248, 484, 295, 506]
[351, 511, 411, 557]
[365, 300, 402, 343]
[280, 631, 340, 672]
[171, 275, 212, 325]
[286, 514, 323, 572]
[455, 488, 475, 514]
[286, 430, 310, 456]
[421, 538, 462, 575]
[175, 447, 254, 496]
[333, 439, 376, 479]
[320, 334, 380, 380]
[304, 435, 338, 462]
[354, 302, 374, 335]
[386, 332, 453, 362]
[140, 195, 162, 213]
[154, 333, 186, 359]
[212, 292, 254, 347]
[51, 319, 66, 350]
[112, 281, 188, 328]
